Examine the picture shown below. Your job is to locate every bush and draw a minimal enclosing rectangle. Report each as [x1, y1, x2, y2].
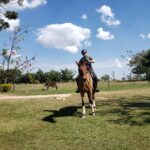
[0, 84, 13, 92]
[33, 80, 40, 84]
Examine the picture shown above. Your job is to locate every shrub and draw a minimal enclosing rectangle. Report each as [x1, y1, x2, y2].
[0, 84, 13, 92]
[33, 80, 40, 84]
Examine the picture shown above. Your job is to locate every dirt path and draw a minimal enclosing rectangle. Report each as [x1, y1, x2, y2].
[0, 94, 72, 100]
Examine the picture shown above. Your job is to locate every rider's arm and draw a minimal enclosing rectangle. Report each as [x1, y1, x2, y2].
[87, 56, 96, 63]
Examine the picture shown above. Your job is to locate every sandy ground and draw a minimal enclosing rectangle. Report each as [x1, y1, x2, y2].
[0, 94, 72, 100]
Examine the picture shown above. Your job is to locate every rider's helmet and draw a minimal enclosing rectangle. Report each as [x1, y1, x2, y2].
[81, 49, 87, 55]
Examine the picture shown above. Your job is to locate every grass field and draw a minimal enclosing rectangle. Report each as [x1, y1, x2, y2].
[1, 81, 150, 96]
[0, 85, 150, 150]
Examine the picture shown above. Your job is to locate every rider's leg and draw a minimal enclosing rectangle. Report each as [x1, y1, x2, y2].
[89, 68, 99, 92]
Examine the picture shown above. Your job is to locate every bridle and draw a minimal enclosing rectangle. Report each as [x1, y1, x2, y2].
[78, 62, 90, 82]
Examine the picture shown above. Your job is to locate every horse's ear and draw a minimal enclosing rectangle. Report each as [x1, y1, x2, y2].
[75, 61, 79, 66]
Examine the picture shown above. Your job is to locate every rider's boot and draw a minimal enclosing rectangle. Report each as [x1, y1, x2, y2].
[93, 79, 100, 92]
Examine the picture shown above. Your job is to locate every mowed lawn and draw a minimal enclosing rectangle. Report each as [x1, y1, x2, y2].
[0, 88, 150, 150]
[1, 81, 150, 96]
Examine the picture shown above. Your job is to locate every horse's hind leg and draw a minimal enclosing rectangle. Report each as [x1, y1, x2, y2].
[88, 94, 92, 108]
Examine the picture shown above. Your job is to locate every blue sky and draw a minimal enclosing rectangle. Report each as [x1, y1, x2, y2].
[1, 0, 150, 79]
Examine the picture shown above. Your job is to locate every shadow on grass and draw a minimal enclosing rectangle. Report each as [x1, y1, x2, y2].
[42, 106, 81, 123]
[96, 96, 150, 126]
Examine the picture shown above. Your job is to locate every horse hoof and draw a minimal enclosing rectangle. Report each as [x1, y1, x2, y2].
[92, 113, 95, 116]
[81, 115, 85, 119]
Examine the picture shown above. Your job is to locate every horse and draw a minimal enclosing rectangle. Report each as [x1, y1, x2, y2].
[45, 81, 58, 90]
[76, 61, 96, 118]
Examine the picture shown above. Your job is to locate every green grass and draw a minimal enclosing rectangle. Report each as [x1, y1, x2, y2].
[0, 89, 150, 150]
[1, 81, 150, 96]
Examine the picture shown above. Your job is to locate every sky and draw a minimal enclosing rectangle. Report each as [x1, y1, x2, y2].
[1, 0, 150, 79]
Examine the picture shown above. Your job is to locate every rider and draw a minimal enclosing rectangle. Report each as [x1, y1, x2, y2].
[76, 49, 99, 92]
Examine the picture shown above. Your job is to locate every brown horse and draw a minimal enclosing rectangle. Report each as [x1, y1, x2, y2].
[76, 61, 96, 118]
[45, 81, 58, 90]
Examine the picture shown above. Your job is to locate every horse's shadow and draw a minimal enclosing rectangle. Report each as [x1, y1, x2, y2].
[42, 106, 81, 123]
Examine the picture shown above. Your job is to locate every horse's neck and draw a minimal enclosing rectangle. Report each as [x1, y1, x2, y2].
[86, 72, 92, 81]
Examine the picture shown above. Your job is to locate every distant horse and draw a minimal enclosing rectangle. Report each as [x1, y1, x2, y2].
[76, 61, 96, 118]
[45, 81, 58, 90]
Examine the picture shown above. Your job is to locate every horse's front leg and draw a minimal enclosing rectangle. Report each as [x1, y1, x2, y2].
[80, 93, 85, 118]
[92, 91, 96, 111]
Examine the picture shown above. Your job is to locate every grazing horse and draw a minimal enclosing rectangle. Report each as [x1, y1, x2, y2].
[76, 61, 96, 118]
[45, 81, 58, 90]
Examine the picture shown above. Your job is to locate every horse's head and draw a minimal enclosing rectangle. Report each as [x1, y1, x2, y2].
[76, 61, 89, 81]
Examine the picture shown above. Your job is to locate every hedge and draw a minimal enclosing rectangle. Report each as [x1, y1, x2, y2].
[0, 84, 13, 92]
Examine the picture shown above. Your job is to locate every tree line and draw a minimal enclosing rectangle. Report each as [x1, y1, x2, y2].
[0, 68, 75, 84]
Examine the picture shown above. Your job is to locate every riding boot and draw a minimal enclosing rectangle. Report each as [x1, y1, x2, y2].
[93, 78, 99, 92]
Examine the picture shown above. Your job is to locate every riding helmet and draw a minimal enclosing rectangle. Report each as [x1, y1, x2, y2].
[81, 49, 87, 55]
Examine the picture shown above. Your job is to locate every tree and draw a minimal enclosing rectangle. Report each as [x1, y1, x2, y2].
[0, 69, 5, 83]
[0, 27, 35, 83]
[101, 74, 110, 81]
[45, 70, 62, 82]
[101, 74, 110, 89]
[60, 68, 75, 82]
[0, 0, 23, 31]
[129, 49, 150, 83]
[35, 69, 46, 83]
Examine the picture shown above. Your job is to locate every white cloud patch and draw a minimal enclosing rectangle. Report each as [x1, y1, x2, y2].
[3, 0, 47, 10]
[96, 27, 115, 40]
[0, 0, 46, 31]
[94, 59, 125, 69]
[115, 59, 123, 68]
[96, 5, 121, 26]
[139, 33, 146, 39]
[23, 0, 47, 9]
[36, 62, 77, 72]
[0, 14, 20, 31]
[140, 33, 150, 39]
[36, 23, 91, 53]
[81, 14, 88, 20]
[34, 58, 130, 80]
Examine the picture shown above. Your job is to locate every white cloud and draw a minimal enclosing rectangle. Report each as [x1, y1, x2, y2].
[96, 27, 115, 40]
[0, 13, 20, 31]
[115, 59, 123, 68]
[3, 0, 47, 10]
[36, 62, 77, 71]
[96, 5, 121, 26]
[147, 33, 150, 39]
[97, 5, 114, 17]
[6, 18, 20, 32]
[93, 59, 125, 69]
[139, 33, 146, 39]
[35, 59, 127, 72]
[0, 0, 47, 31]
[34, 58, 130, 80]
[81, 14, 88, 20]
[139, 33, 150, 39]
[83, 41, 92, 47]
[23, 0, 47, 9]
[36, 23, 91, 53]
